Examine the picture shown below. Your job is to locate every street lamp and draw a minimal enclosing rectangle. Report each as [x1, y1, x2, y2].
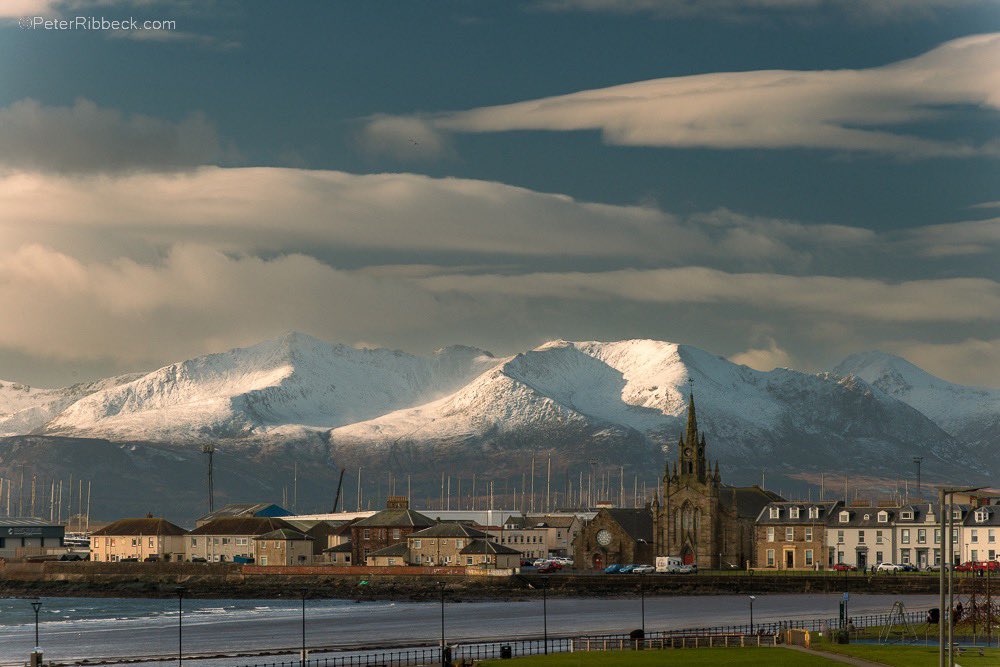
[301, 590, 307, 667]
[938, 486, 983, 667]
[438, 581, 447, 667]
[748, 595, 756, 634]
[639, 573, 646, 637]
[29, 598, 42, 651]
[541, 580, 549, 654]
[175, 586, 186, 667]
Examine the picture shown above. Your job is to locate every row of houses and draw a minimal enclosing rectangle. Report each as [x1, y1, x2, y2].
[87, 497, 583, 568]
[754, 498, 1000, 570]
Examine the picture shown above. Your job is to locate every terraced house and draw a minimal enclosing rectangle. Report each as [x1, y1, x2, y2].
[894, 503, 941, 569]
[350, 496, 433, 564]
[963, 504, 1000, 564]
[755, 501, 840, 570]
[826, 503, 902, 570]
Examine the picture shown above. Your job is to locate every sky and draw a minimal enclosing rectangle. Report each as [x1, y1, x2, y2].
[0, 0, 998, 388]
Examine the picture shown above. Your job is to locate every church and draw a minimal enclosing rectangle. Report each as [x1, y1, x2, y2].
[653, 393, 781, 569]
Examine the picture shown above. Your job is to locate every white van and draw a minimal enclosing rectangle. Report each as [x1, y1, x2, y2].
[656, 556, 694, 574]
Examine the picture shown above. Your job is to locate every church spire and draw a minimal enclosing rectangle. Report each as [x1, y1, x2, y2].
[684, 386, 699, 447]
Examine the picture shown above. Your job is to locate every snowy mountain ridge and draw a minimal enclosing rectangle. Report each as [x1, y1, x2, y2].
[0, 334, 994, 477]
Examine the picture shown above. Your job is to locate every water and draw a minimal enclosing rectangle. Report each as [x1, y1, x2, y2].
[0, 593, 938, 666]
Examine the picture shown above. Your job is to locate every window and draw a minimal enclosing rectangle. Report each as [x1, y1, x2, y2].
[864, 514, 870, 521]
[769, 507, 780, 519]
[876, 551, 883, 563]
[934, 529, 941, 545]
[839, 511, 850, 523]
[766, 549, 775, 567]
[805, 549, 814, 566]
[388, 557, 397, 565]
[789, 507, 800, 519]
[131, 538, 138, 546]
[990, 529, 996, 544]
[149, 538, 154, 547]
[191, 538, 198, 546]
[901, 550, 910, 564]
[901, 511, 913, 520]
[412, 539, 422, 549]
[953, 510, 961, 520]
[971, 550, 979, 561]
[808, 507, 819, 519]
[976, 510, 989, 523]
[972, 529, 979, 543]
[260, 556, 267, 566]
[952, 528, 959, 542]
[456, 539, 464, 549]
[786, 528, 794, 542]
[767, 527, 775, 542]
[222, 538, 230, 545]
[858, 530, 865, 544]
[918, 529, 927, 544]
[934, 549, 941, 566]
[466, 556, 473, 565]
[363, 529, 371, 539]
[837, 530, 844, 544]
[805, 528, 812, 542]
[878, 512, 888, 523]
[902, 529, 910, 544]
[392, 529, 401, 540]
[236, 538, 247, 546]
[876, 530, 884, 545]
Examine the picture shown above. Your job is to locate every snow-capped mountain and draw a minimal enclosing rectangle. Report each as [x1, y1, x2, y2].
[834, 351, 1000, 450]
[0, 374, 142, 437]
[43, 332, 499, 442]
[330, 340, 963, 475]
[1, 335, 992, 488]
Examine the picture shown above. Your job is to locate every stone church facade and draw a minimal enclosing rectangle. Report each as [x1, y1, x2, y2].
[653, 394, 781, 569]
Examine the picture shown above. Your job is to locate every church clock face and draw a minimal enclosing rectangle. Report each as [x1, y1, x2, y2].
[596, 529, 612, 546]
[684, 448, 693, 457]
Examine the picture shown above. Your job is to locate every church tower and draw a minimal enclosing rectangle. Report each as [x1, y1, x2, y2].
[655, 389, 722, 566]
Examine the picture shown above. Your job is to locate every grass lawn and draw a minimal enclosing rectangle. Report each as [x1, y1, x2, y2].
[816, 643, 1000, 666]
[478, 647, 840, 666]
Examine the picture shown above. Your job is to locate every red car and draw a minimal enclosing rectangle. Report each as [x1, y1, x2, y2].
[955, 561, 976, 572]
[832, 563, 856, 572]
[973, 561, 1000, 572]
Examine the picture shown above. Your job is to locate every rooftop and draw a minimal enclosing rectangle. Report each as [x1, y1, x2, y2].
[188, 517, 293, 536]
[255, 529, 313, 541]
[91, 518, 187, 537]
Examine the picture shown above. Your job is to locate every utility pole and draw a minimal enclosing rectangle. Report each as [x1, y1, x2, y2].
[530, 455, 536, 514]
[202, 444, 215, 513]
[546, 456, 552, 514]
[913, 457, 923, 496]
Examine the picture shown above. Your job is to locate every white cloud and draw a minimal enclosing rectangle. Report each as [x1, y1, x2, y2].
[0, 167, 870, 268]
[364, 34, 1000, 158]
[358, 115, 453, 161]
[0, 98, 221, 173]
[730, 338, 794, 371]
[415, 266, 1000, 323]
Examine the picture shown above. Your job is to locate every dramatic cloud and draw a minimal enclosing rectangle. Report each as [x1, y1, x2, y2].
[0, 167, 875, 269]
[363, 34, 1000, 158]
[0, 99, 222, 173]
[535, 0, 992, 21]
[415, 266, 1000, 323]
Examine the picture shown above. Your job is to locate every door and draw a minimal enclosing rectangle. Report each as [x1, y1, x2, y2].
[682, 547, 694, 565]
[857, 552, 867, 569]
[592, 553, 603, 570]
[919, 551, 928, 569]
[785, 549, 795, 569]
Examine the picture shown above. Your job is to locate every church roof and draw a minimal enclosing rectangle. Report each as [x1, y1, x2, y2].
[604, 508, 654, 543]
[722, 485, 785, 519]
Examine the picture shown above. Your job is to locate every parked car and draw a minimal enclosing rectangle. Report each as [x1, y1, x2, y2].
[604, 564, 622, 574]
[537, 562, 562, 574]
[520, 559, 535, 568]
[876, 562, 904, 573]
[632, 564, 655, 574]
[899, 563, 918, 572]
[955, 561, 976, 572]
[832, 563, 856, 571]
[974, 561, 1000, 572]
[619, 564, 636, 574]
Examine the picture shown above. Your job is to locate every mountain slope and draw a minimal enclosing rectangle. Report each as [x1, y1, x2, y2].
[0, 375, 142, 437]
[43, 332, 499, 442]
[834, 351, 1000, 449]
[330, 340, 963, 475]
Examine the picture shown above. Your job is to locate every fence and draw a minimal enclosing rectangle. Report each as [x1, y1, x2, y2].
[235, 609, 924, 667]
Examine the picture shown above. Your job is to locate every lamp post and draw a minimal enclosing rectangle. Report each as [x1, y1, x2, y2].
[639, 573, 646, 637]
[541, 580, 548, 654]
[938, 486, 983, 667]
[912, 457, 923, 496]
[301, 590, 307, 667]
[176, 586, 186, 667]
[749, 595, 756, 634]
[30, 598, 42, 651]
[438, 581, 447, 667]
